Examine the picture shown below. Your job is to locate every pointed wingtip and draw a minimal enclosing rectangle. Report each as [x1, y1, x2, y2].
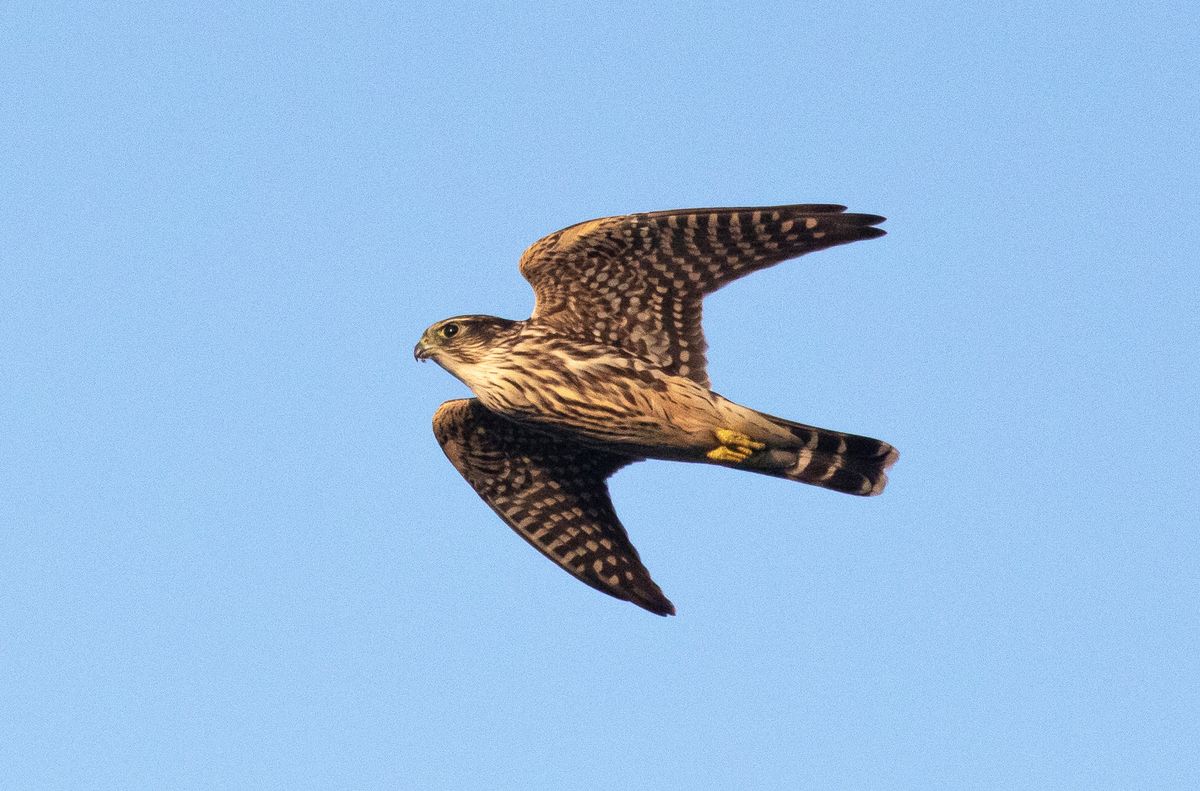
[823, 212, 886, 243]
[645, 600, 677, 617]
[632, 589, 676, 616]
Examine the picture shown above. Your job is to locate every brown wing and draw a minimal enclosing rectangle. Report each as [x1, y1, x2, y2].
[432, 398, 674, 616]
[519, 204, 886, 388]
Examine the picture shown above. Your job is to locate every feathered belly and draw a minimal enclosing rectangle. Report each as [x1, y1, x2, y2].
[470, 358, 720, 453]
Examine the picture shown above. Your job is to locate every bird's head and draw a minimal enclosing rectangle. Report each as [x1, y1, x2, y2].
[413, 315, 518, 371]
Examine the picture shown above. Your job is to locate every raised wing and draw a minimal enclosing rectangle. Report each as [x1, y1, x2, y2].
[432, 398, 674, 616]
[519, 204, 885, 387]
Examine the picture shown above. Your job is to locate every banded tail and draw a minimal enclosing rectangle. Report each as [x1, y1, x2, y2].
[753, 414, 899, 496]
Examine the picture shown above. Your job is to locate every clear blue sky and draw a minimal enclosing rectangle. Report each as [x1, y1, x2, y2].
[3, 2, 1197, 789]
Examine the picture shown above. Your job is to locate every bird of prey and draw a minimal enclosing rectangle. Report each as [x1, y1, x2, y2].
[415, 204, 898, 616]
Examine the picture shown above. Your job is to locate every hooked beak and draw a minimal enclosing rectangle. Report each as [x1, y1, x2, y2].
[413, 337, 432, 361]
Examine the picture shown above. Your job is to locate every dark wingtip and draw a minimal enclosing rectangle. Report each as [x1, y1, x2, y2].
[838, 212, 885, 226]
[789, 203, 848, 214]
[646, 599, 677, 617]
[633, 590, 676, 616]
[833, 213, 886, 241]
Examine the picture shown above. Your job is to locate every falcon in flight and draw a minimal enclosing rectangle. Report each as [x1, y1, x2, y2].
[415, 204, 898, 616]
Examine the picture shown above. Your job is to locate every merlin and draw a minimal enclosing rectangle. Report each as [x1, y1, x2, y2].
[415, 204, 898, 616]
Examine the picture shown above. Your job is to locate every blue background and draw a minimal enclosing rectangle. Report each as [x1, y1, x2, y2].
[3, 3, 1197, 788]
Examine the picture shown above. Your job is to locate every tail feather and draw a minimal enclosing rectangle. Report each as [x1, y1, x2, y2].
[755, 415, 898, 496]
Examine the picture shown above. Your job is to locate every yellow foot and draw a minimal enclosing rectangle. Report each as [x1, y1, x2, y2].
[707, 446, 750, 463]
[706, 429, 766, 463]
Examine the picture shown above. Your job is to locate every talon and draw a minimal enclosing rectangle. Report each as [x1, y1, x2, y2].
[707, 446, 750, 463]
[715, 432, 763, 451]
[714, 428, 765, 451]
[708, 428, 766, 464]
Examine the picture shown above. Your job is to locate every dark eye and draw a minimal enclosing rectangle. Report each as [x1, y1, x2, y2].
[440, 323, 460, 339]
